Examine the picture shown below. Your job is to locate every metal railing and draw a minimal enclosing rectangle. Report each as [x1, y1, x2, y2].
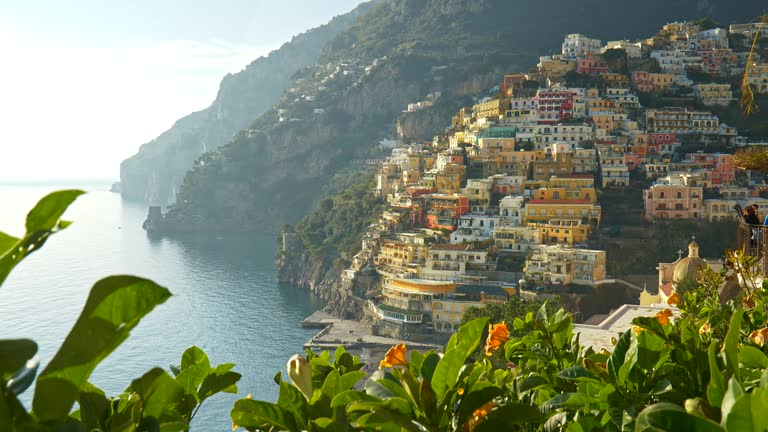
[735, 204, 768, 273]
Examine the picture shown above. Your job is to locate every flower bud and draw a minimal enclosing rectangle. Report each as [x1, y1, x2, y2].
[287, 354, 313, 400]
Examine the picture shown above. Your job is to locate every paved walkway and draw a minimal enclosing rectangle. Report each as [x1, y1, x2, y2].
[303, 313, 441, 352]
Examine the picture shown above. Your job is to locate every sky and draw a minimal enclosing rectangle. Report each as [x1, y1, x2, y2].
[0, 0, 363, 182]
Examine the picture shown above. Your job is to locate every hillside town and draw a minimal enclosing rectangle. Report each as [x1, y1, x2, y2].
[317, 20, 768, 340]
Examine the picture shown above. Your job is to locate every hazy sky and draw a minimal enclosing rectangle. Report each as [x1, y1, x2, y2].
[0, 1, 363, 181]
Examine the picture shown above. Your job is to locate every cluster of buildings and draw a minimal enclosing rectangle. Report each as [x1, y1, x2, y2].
[339, 21, 765, 338]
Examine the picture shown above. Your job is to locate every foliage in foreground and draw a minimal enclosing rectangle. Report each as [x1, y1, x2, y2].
[238, 251, 768, 431]
[0, 191, 239, 431]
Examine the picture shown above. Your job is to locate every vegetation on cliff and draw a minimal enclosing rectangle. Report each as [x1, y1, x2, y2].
[291, 174, 387, 262]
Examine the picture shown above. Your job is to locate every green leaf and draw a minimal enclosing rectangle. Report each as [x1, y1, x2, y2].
[607, 330, 631, 384]
[518, 375, 549, 393]
[322, 369, 341, 398]
[724, 310, 742, 380]
[707, 341, 725, 408]
[129, 367, 185, 420]
[198, 364, 241, 401]
[330, 390, 380, 409]
[635, 403, 724, 431]
[720, 377, 745, 425]
[0, 339, 37, 377]
[420, 352, 440, 383]
[473, 403, 542, 431]
[25, 190, 84, 233]
[339, 371, 366, 392]
[33, 275, 171, 422]
[279, 381, 309, 430]
[558, 366, 599, 382]
[0, 232, 19, 255]
[78, 382, 109, 431]
[231, 399, 298, 431]
[181, 346, 211, 371]
[723, 393, 753, 431]
[432, 317, 488, 399]
[354, 410, 422, 432]
[739, 346, 768, 369]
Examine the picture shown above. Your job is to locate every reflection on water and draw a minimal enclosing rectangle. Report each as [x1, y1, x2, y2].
[0, 183, 324, 430]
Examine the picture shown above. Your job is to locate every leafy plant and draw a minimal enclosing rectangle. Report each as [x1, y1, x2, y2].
[235, 249, 768, 431]
[0, 191, 239, 431]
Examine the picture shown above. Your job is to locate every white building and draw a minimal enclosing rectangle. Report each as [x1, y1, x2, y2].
[499, 195, 525, 226]
[562, 34, 602, 60]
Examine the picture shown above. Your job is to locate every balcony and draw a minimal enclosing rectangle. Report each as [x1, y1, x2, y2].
[736, 205, 768, 273]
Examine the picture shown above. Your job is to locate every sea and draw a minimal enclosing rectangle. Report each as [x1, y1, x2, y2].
[0, 181, 325, 430]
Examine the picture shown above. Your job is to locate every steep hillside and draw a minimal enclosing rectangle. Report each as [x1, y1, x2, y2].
[119, 1, 376, 205]
[158, 0, 764, 234]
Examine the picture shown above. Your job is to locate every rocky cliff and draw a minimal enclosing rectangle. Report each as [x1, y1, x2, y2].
[119, 1, 376, 206]
[277, 249, 378, 319]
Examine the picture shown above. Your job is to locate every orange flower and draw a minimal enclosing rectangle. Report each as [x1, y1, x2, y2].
[750, 328, 768, 346]
[654, 309, 673, 326]
[465, 401, 496, 431]
[379, 343, 407, 369]
[666, 293, 680, 306]
[484, 322, 510, 356]
[743, 294, 756, 308]
[599, 348, 611, 356]
[699, 322, 711, 334]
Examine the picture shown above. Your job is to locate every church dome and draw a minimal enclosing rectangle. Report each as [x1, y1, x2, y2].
[672, 240, 708, 285]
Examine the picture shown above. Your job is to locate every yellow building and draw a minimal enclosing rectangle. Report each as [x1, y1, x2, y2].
[528, 218, 590, 245]
[375, 236, 432, 275]
[538, 57, 577, 78]
[693, 83, 734, 106]
[524, 244, 607, 285]
[649, 73, 675, 91]
[531, 152, 574, 181]
[492, 225, 542, 252]
[435, 164, 466, 194]
[473, 98, 511, 121]
[525, 199, 601, 227]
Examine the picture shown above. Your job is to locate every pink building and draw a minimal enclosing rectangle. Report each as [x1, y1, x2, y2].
[577, 54, 609, 75]
[684, 153, 735, 185]
[644, 178, 703, 220]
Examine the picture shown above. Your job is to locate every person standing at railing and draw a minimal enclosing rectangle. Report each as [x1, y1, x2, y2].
[745, 205, 761, 247]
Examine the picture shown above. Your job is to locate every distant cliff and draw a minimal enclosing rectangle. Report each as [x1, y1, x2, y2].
[119, 1, 376, 206]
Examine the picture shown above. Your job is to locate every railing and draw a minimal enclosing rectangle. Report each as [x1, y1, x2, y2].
[735, 205, 768, 273]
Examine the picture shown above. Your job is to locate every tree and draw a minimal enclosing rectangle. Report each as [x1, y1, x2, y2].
[460, 296, 558, 327]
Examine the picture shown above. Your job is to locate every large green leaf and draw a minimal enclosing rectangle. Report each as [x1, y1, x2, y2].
[0, 232, 19, 255]
[33, 275, 171, 422]
[25, 190, 84, 233]
[739, 346, 768, 369]
[78, 382, 109, 431]
[432, 317, 488, 399]
[278, 381, 309, 430]
[607, 330, 631, 385]
[130, 368, 185, 419]
[635, 403, 724, 432]
[723, 311, 742, 380]
[231, 399, 299, 431]
[198, 363, 241, 401]
[330, 390, 380, 409]
[707, 341, 725, 408]
[0, 339, 37, 378]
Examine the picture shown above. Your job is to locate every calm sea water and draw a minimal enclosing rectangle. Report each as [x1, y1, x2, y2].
[0, 182, 324, 430]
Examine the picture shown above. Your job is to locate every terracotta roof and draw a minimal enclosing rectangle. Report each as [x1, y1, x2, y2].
[660, 282, 673, 296]
[526, 199, 592, 205]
